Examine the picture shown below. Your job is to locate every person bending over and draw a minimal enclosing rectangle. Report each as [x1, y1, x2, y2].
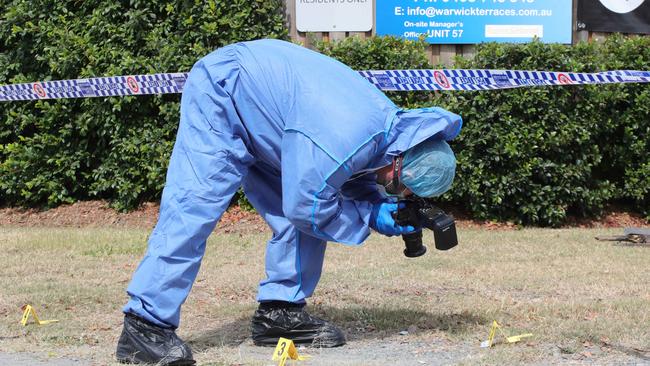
[116, 39, 461, 365]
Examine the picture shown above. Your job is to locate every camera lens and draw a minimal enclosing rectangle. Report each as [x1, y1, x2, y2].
[403, 231, 427, 258]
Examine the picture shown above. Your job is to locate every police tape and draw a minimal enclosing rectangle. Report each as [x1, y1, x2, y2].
[0, 73, 188, 102]
[361, 69, 650, 91]
[1, 69, 650, 102]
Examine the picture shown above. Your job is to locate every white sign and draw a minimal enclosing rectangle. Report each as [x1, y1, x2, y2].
[296, 0, 373, 32]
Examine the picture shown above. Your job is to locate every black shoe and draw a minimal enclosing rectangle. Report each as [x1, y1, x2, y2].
[116, 313, 195, 365]
[251, 301, 346, 348]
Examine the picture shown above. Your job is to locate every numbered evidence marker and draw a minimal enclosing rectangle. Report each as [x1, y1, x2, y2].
[272, 337, 310, 366]
[480, 321, 532, 348]
[20, 305, 59, 326]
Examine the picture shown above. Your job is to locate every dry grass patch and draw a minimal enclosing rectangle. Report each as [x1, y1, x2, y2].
[0, 226, 648, 365]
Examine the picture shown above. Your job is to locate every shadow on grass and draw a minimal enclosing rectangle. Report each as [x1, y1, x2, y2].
[187, 305, 486, 351]
[187, 314, 251, 351]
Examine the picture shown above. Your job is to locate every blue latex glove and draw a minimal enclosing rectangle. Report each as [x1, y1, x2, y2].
[369, 201, 416, 236]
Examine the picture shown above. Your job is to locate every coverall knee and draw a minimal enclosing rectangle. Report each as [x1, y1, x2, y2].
[242, 164, 328, 304]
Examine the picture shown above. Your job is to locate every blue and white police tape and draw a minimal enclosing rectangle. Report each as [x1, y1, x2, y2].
[361, 69, 650, 91]
[0, 73, 188, 102]
[1, 69, 649, 102]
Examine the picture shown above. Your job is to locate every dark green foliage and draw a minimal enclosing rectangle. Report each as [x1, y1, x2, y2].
[0, 0, 287, 209]
[1, 10, 648, 226]
[433, 41, 611, 226]
[596, 36, 650, 221]
[435, 36, 649, 225]
[315, 35, 649, 225]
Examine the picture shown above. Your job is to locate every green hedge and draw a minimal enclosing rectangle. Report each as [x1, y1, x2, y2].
[0, 0, 287, 209]
[439, 36, 649, 225]
[1, 13, 648, 226]
[438, 42, 613, 226]
[316, 35, 649, 225]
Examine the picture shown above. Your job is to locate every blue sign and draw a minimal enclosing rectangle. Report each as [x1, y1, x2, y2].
[376, 1, 573, 44]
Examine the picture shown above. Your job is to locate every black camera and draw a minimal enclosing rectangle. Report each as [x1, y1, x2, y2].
[392, 197, 458, 257]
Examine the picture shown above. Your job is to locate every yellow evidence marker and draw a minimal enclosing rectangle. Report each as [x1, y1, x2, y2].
[20, 305, 59, 326]
[480, 320, 532, 348]
[272, 337, 310, 366]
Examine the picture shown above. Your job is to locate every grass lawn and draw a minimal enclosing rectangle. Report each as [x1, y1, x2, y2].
[0, 226, 649, 365]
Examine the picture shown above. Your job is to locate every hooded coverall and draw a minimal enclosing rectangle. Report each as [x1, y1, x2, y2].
[124, 39, 462, 328]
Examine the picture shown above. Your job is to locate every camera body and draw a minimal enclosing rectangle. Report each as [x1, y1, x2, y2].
[393, 198, 458, 257]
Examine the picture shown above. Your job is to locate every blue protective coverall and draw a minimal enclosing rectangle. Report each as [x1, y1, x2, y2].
[124, 39, 462, 328]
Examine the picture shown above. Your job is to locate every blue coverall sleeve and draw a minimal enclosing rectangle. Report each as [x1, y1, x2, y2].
[281, 131, 373, 245]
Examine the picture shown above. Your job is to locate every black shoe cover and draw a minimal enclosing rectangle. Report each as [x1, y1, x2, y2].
[116, 313, 195, 365]
[251, 301, 346, 348]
